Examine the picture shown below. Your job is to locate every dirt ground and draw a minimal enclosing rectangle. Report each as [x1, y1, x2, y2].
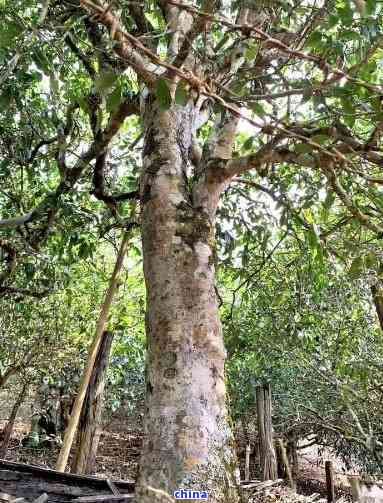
[0, 421, 352, 501]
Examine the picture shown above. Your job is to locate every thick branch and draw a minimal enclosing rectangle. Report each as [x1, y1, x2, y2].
[171, 0, 219, 69]
[220, 145, 302, 180]
[80, 0, 158, 85]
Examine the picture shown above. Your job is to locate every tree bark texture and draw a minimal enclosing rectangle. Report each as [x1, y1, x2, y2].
[0, 382, 28, 458]
[371, 282, 383, 331]
[276, 439, 294, 489]
[71, 331, 114, 475]
[325, 460, 335, 503]
[256, 384, 277, 481]
[135, 101, 239, 503]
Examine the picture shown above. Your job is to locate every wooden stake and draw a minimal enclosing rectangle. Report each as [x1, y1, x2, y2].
[245, 444, 251, 481]
[56, 229, 132, 472]
[325, 460, 335, 503]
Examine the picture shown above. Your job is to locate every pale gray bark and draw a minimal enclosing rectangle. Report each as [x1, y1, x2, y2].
[135, 100, 240, 503]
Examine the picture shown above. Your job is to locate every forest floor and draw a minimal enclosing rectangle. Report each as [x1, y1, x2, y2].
[0, 421, 352, 501]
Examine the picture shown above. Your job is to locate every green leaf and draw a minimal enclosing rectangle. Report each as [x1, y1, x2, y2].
[50, 75, 59, 95]
[307, 31, 323, 49]
[348, 257, 364, 279]
[328, 14, 339, 28]
[338, 6, 354, 27]
[311, 134, 330, 145]
[175, 82, 189, 106]
[78, 95, 90, 114]
[340, 29, 360, 41]
[106, 85, 122, 113]
[294, 143, 314, 154]
[365, 252, 378, 270]
[0, 22, 23, 48]
[366, 0, 376, 15]
[94, 71, 116, 93]
[245, 42, 258, 62]
[242, 136, 254, 150]
[156, 78, 172, 110]
[0, 88, 12, 110]
[251, 102, 266, 117]
[144, 11, 165, 31]
[323, 190, 335, 209]
[32, 48, 51, 75]
[307, 227, 319, 251]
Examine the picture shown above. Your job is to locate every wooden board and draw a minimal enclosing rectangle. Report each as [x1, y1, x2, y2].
[73, 495, 134, 502]
[0, 459, 135, 502]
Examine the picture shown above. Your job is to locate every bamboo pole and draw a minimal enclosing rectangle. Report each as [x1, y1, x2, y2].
[56, 230, 131, 472]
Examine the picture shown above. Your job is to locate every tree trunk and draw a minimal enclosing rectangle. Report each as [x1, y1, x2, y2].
[56, 230, 131, 472]
[256, 384, 277, 481]
[135, 103, 239, 503]
[0, 382, 28, 458]
[0, 366, 21, 391]
[371, 282, 383, 330]
[71, 330, 114, 474]
[276, 439, 294, 489]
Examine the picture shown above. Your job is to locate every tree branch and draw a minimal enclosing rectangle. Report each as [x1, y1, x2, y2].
[80, 0, 158, 86]
[0, 286, 51, 299]
[171, 0, 219, 69]
[64, 32, 96, 78]
[322, 161, 383, 236]
[0, 95, 137, 236]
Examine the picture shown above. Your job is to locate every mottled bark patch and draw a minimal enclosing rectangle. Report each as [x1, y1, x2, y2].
[164, 368, 177, 378]
[175, 202, 213, 247]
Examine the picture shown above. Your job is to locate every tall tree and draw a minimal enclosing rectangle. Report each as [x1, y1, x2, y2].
[1, 0, 383, 501]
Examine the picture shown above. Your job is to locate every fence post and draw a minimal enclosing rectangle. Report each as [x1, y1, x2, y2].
[245, 444, 251, 481]
[325, 460, 335, 503]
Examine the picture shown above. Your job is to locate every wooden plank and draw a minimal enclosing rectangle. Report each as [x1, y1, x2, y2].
[241, 479, 283, 491]
[73, 495, 134, 502]
[0, 493, 14, 502]
[0, 459, 135, 492]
